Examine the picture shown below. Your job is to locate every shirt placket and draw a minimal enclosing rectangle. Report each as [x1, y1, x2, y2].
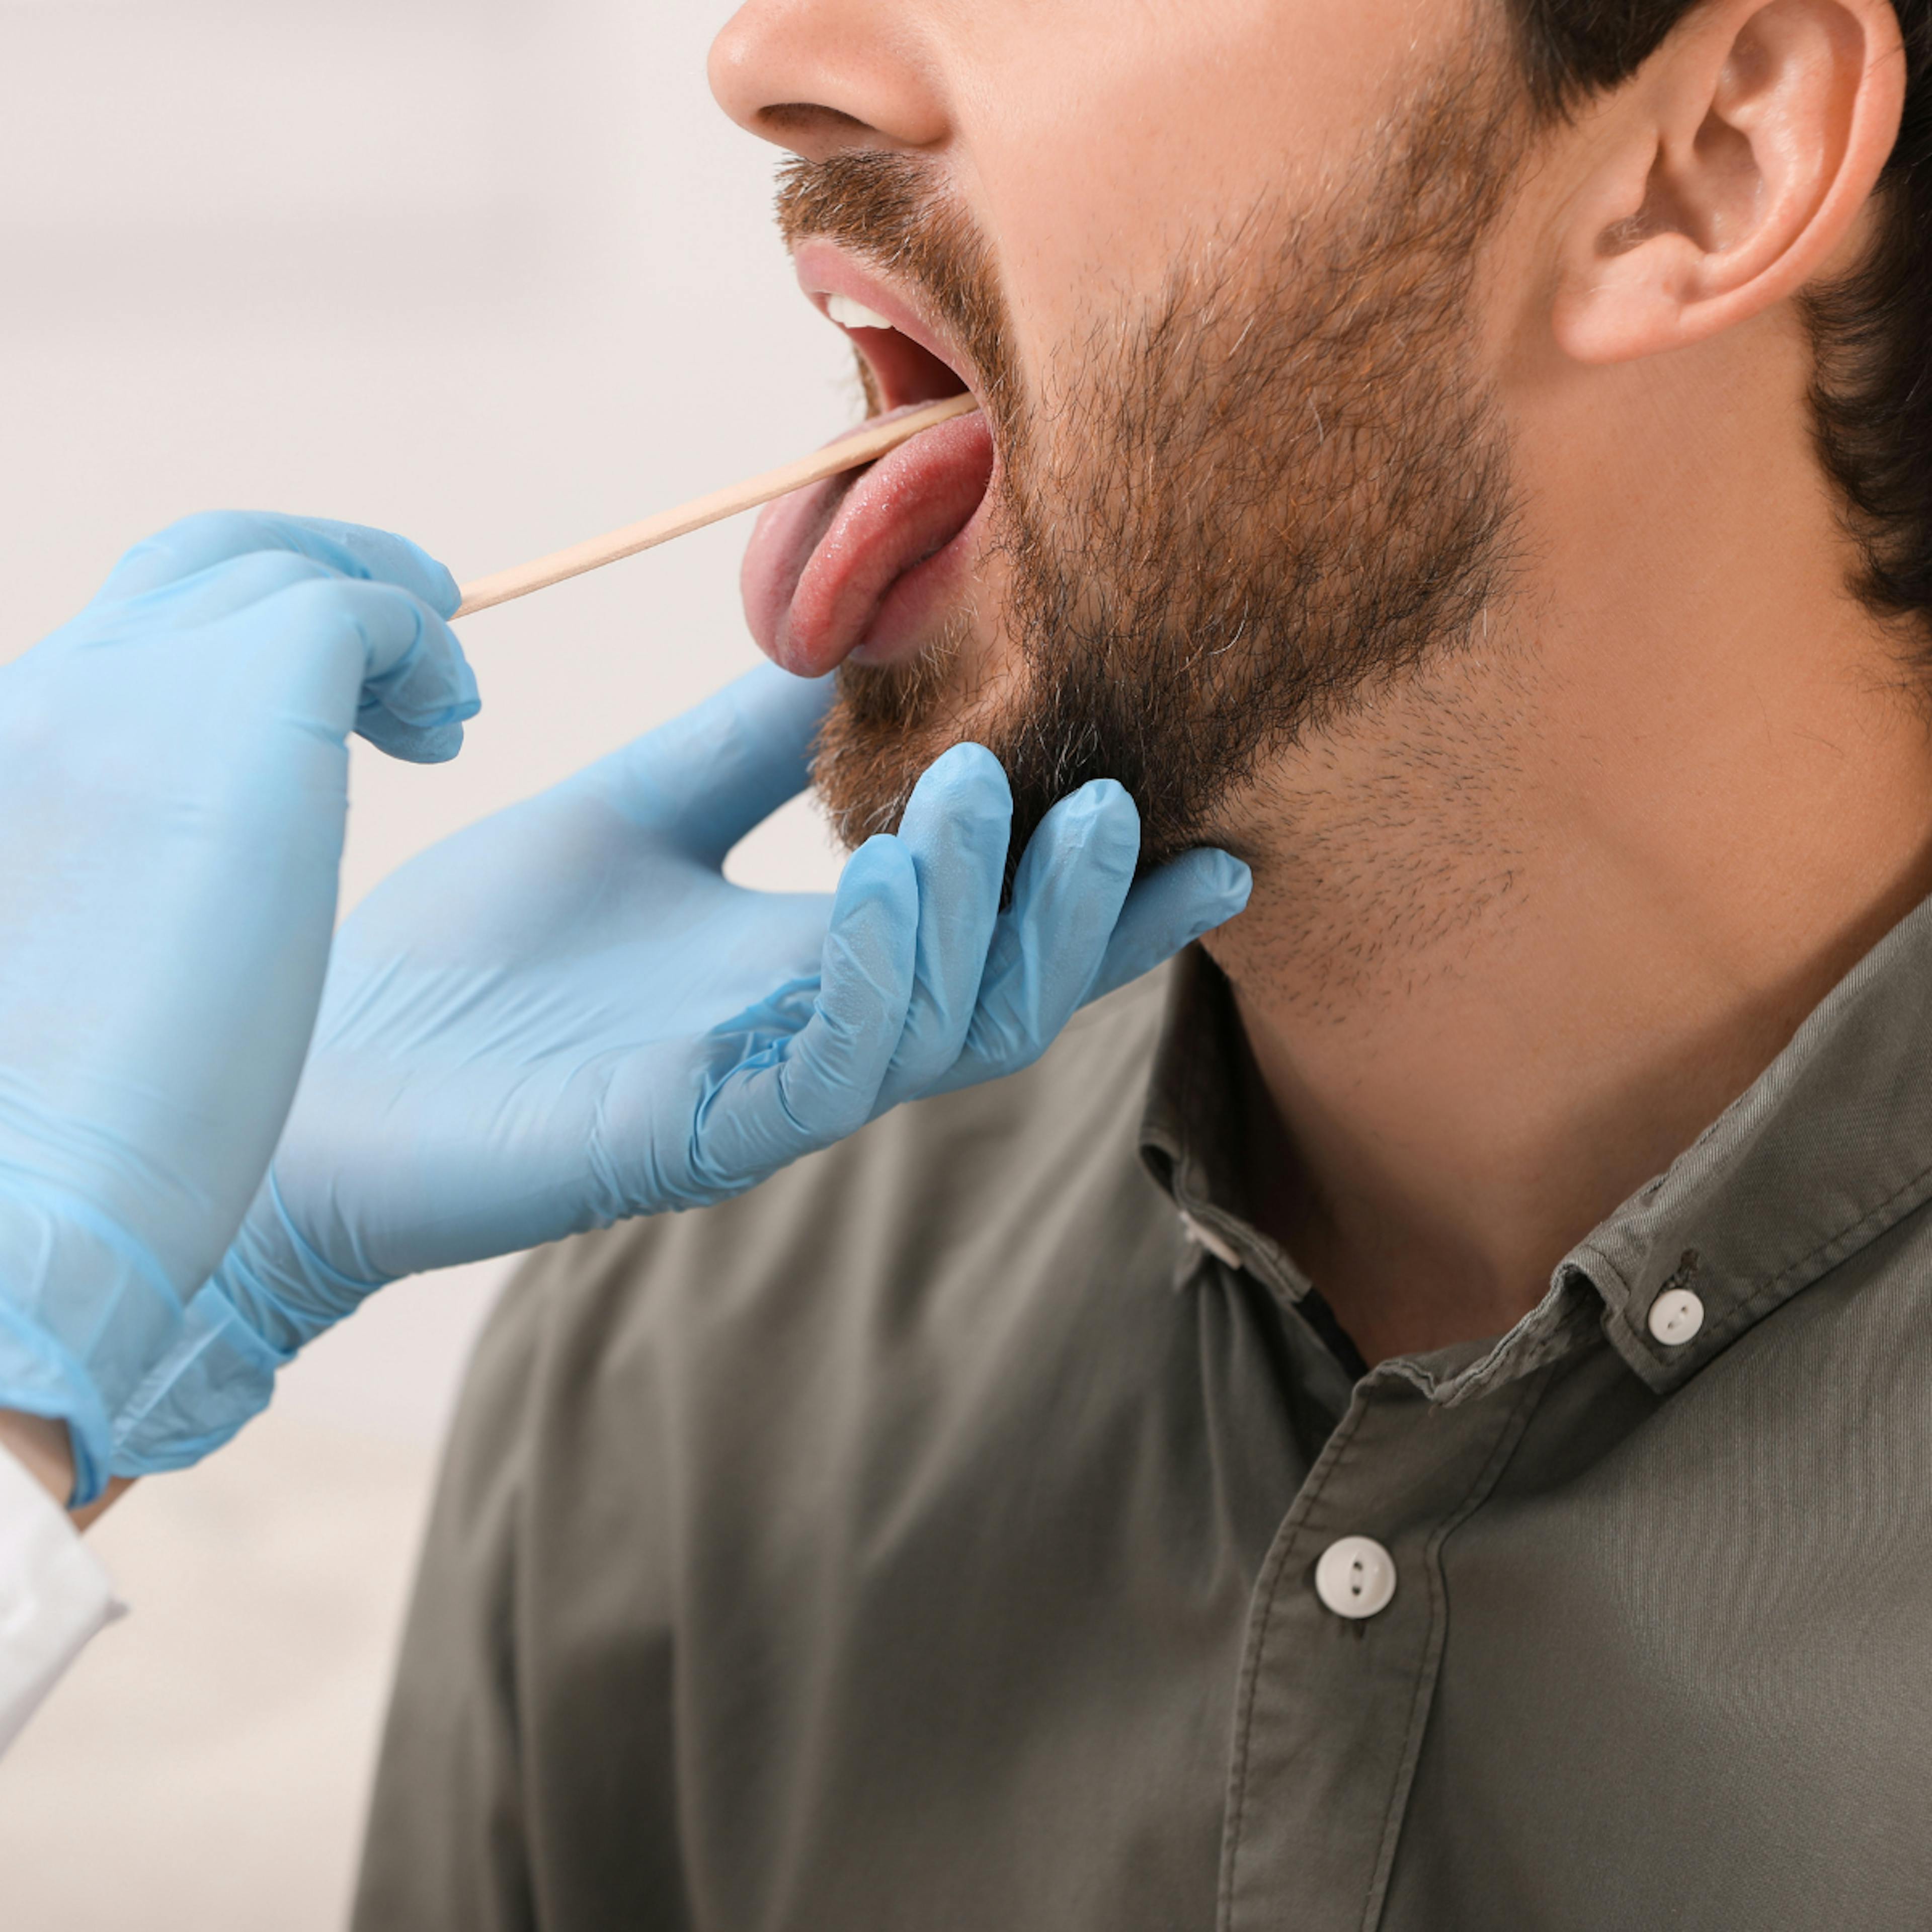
[1217, 1361, 1548, 1932]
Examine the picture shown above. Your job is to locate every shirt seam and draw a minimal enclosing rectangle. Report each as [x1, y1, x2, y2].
[1358, 1366, 1555, 1930]
[1217, 1391, 1377, 1932]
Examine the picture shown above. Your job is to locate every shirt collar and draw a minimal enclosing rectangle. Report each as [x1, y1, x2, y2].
[1575, 891, 1932, 1393]
[1138, 947, 1312, 1310]
[1140, 894, 1932, 1396]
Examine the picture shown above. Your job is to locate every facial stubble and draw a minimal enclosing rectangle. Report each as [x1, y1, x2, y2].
[795, 68, 1527, 875]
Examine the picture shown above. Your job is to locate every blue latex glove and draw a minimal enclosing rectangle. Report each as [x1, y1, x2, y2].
[0, 512, 478, 1502]
[113, 666, 1250, 1472]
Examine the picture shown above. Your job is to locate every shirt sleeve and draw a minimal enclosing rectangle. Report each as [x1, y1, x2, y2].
[0, 1438, 124, 1757]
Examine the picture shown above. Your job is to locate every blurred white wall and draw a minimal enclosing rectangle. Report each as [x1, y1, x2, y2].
[0, 3, 850, 1923]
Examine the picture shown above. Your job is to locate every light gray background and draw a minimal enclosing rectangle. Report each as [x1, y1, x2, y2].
[0, 3, 850, 1922]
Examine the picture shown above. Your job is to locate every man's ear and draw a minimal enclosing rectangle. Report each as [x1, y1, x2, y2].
[1550, 0, 1906, 365]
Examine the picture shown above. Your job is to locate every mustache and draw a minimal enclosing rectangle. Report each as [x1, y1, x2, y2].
[773, 151, 1019, 423]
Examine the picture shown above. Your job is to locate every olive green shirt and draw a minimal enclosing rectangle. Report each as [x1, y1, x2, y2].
[356, 908, 1932, 1931]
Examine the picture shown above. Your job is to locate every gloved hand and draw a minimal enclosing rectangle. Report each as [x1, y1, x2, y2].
[112, 666, 1250, 1472]
[0, 512, 479, 1503]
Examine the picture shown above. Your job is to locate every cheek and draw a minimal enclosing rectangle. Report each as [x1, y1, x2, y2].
[941, 0, 1456, 375]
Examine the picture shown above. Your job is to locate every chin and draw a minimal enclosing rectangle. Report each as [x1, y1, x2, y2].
[814, 610, 1021, 847]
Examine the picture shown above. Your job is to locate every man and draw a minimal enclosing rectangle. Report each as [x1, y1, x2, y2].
[355, 0, 1932, 1925]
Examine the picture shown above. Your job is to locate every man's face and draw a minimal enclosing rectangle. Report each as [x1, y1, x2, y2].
[715, 0, 1531, 866]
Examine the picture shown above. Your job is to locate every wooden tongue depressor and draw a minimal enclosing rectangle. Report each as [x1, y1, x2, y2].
[453, 393, 981, 620]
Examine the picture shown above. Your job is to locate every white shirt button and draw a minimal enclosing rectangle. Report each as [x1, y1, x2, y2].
[1314, 1536, 1397, 1620]
[1177, 1210, 1242, 1270]
[1647, 1286, 1705, 1346]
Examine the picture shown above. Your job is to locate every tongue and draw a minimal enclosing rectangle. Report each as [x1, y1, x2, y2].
[742, 408, 994, 676]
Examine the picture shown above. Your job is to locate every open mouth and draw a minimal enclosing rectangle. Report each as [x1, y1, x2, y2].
[741, 248, 995, 678]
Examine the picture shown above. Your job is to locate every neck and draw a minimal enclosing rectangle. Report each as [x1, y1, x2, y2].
[1209, 339, 1932, 1365]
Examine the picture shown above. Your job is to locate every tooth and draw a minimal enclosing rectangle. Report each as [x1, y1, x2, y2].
[827, 293, 894, 331]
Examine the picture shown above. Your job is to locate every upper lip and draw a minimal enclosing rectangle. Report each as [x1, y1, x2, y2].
[791, 239, 982, 417]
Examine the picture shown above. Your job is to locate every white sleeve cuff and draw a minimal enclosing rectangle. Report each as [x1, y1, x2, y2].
[0, 1439, 124, 1757]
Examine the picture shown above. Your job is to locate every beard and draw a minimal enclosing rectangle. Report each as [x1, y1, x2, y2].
[786, 58, 1528, 873]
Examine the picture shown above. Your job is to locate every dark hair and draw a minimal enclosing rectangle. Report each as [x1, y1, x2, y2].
[1507, 0, 1932, 639]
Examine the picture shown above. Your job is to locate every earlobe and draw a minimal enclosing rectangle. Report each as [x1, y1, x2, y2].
[1549, 0, 1904, 367]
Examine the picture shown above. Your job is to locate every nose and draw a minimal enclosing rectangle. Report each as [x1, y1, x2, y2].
[709, 0, 950, 158]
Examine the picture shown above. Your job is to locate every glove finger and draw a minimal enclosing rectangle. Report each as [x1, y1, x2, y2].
[775, 834, 919, 1140]
[1083, 847, 1252, 1006]
[918, 780, 1142, 1101]
[246, 576, 481, 766]
[113, 548, 336, 630]
[869, 742, 1011, 1112]
[587, 662, 834, 860]
[100, 511, 461, 617]
[691, 835, 917, 1189]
